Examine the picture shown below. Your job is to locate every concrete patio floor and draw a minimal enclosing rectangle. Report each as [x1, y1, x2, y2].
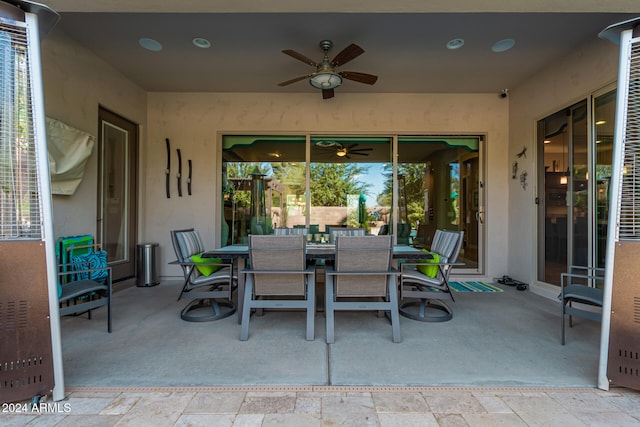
[4, 280, 640, 426]
[58, 279, 602, 388]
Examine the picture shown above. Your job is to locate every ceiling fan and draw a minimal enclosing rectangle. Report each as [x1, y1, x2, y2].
[278, 40, 378, 99]
[314, 141, 373, 159]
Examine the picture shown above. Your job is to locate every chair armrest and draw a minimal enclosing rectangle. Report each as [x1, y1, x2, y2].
[567, 265, 605, 274]
[400, 262, 464, 271]
[560, 267, 605, 300]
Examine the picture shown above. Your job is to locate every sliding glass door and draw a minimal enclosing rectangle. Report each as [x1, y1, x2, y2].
[537, 88, 616, 285]
[221, 134, 484, 275]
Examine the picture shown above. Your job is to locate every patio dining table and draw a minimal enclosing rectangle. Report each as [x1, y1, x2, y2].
[204, 244, 435, 324]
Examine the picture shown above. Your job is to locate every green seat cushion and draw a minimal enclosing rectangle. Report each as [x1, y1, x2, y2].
[191, 253, 223, 276]
[417, 250, 440, 278]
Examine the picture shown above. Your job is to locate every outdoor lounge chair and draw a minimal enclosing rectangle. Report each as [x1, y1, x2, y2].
[560, 265, 604, 345]
[241, 234, 316, 340]
[170, 228, 236, 322]
[325, 235, 400, 343]
[399, 229, 464, 322]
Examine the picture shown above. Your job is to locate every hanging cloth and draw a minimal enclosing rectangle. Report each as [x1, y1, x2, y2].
[46, 117, 94, 195]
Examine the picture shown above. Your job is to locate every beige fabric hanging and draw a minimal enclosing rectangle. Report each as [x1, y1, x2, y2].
[46, 117, 94, 195]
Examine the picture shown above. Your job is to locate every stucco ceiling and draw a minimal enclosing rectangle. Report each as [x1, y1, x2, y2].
[35, 1, 639, 95]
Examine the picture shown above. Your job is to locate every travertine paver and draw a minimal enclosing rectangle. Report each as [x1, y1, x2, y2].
[174, 413, 236, 427]
[434, 412, 469, 427]
[500, 394, 586, 427]
[321, 393, 378, 426]
[462, 412, 528, 426]
[238, 394, 296, 414]
[262, 412, 322, 427]
[377, 412, 439, 427]
[2, 387, 640, 427]
[372, 392, 430, 413]
[183, 392, 245, 414]
[113, 392, 194, 427]
[100, 396, 141, 415]
[423, 391, 486, 415]
[294, 396, 322, 413]
[231, 413, 264, 426]
[474, 395, 515, 413]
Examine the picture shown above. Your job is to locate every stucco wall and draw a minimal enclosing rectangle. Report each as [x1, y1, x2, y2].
[41, 28, 147, 239]
[39, 27, 510, 281]
[146, 92, 509, 277]
[508, 37, 619, 298]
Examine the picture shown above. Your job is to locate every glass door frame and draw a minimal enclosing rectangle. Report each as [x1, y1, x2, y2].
[536, 83, 616, 286]
[219, 132, 486, 276]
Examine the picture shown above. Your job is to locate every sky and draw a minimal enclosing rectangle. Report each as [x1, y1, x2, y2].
[359, 163, 387, 207]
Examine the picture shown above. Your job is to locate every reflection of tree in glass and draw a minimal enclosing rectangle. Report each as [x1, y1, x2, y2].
[378, 164, 428, 227]
[310, 163, 371, 206]
[225, 162, 272, 207]
[271, 162, 306, 198]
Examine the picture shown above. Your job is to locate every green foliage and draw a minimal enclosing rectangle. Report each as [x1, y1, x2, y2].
[378, 163, 428, 227]
[225, 162, 272, 207]
[309, 163, 371, 206]
[226, 162, 370, 210]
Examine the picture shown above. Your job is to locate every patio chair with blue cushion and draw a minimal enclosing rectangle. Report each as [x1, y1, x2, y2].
[325, 235, 400, 343]
[58, 244, 112, 332]
[399, 229, 464, 322]
[560, 265, 604, 345]
[170, 228, 236, 322]
[241, 234, 316, 340]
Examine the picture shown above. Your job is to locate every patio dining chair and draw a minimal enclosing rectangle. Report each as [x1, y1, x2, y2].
[241, 234, 316, 340]
[325, 235, 400, 343]
[273, 227, 309, 236]
[170, 228, 236, 322]
[399, 229, 464, 322]
[327, 227, 366, 243]
[560, 265, 604, 345]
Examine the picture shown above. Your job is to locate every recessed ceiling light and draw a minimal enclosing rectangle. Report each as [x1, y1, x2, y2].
[192, 37, 211, 49]
[543, 140, 551, 144]
[492, 38, 515, 53]
[138, 38, 162, 52]
[596, 120, 606, 125]
[446, 38, 465, 50]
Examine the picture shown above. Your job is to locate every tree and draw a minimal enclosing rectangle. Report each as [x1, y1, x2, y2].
[378, 163, 427, 226]
[310, 163, 371, 206]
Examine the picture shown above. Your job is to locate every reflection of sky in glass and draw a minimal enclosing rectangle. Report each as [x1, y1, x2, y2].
[361, 163, 388, 207]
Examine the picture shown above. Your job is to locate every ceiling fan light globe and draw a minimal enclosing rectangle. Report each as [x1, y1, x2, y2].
[310, 72, 342, 90]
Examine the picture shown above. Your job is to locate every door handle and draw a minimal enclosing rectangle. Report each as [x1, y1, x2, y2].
[476, 210, 484, 224]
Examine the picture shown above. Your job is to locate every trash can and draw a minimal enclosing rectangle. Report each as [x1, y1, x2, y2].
[136, 243, 159, 287]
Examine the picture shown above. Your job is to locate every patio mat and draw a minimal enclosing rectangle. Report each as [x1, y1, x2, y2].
[448, 281, 503, 292]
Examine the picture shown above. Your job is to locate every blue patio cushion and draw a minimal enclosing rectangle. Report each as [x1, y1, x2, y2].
[71, 250, 108, 282]
[191, 253, 223, 276]
[417, 250, 439, 278]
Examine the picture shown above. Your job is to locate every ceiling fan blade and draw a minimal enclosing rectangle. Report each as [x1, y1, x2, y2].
[339, 71, 378, 85]
[350, 151, 370, 156]
[331, 43, 364, 67]
[351, 148, 374, 153]
[282, 49, 317, 67]
[278, 74, 313, 86]
[322, 88, 335, 99]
